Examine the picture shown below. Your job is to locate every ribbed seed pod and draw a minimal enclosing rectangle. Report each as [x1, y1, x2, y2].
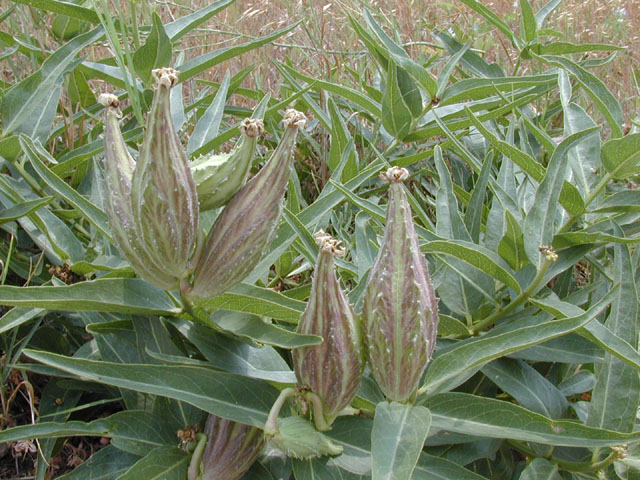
[192, 118, 264, 211]
[293, 231, 363, 424]
[99, 92, 186, 290]
[362, 167, 439, 403]
[195, 414, 264, 480]
[129, 67, 199, 286]
[268, 416, 343, 459]
[188, 109, 306, 300]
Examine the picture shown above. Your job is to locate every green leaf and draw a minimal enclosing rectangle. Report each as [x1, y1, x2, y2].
[19, 136, 111, 238]
[588, 239, 640, 433]
[164, 0, 235, 41]
[24, 349, 279, 427]
[11, 0, 99, 24]
[498, 210, 528, 271]
[523, 127, 599, 267]
[382, 59, 413, 140]
[132, 12, 172, 85]
[458, 0, 519, 48]
[414, 454, 489, 479]
[601, 133, 640, 180]
[465, 107, 584, 217]
[371, 402, 431, 480]
[592, 190, 640, 213]
[440, 74, 556, 106]
[553, 231, 640, 249]
[208, 310, 322, 349]
[2, 26, 103, 139]
[561, 102, 600, 196]
[292, 457, 366, 479]
[187, 70, 230, 156]
[0, 307, 45, 335]
[482, 358, 569, 418]
[0, 196, 54, 224]
[170, 318, 296, 383]
[178, 23, 299, 82]
[535, 0, 562, 28]
[425, 392, 640, 447]
[421, 239, 521, 293]
[538, 55, 624, 137]
[464, 153, 493, 243]
[532, 41, 625, 55]
[421, 286, 617, 395]
[520, 458, 562, 480]
[520, 0, 537, 42]
[118, 446, 188, 480]
[580, 321, 640, 373]
[56, 445, 139, 480]
[0, 278, 180, 315]
[199, 282, 305, 323]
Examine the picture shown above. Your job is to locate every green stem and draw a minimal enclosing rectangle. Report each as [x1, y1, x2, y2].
[471, 258, 552, 334]
[264, 388, 296, 436]
[304, 391, 331, 432]
[507, 440, 620, 473]
[187, 433, 208, 480]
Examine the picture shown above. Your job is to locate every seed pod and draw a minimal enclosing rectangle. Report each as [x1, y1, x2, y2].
[99, 92, 184, 290]
[362, 167, 439, 403]
[293, 231, 363, 424]
[193, 414, 265, 480]
[267, 416, 343, 459]
[130, 67, 199, 287]
[192, 118, 264, 211]
[188, 109, 306, 300]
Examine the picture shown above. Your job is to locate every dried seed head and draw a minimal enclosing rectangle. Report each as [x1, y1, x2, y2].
[239, 118, 265, 138]
[379, 166, 409, 183]
[283, 109, 307, 129]
[152, 67, 179, 88]
[314, 230, 345, 257]
[98, 93, 120, 110]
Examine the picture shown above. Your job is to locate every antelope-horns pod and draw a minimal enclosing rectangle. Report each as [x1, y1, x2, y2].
[129, 67, 199, 288]
[192, 118, 265, 211]
[187, 109, 306, 300]
[189, 414, 265, 480]
[293, 231, 363, 425]
[362, 166, 439, 402]
[99, 91, 189, 290]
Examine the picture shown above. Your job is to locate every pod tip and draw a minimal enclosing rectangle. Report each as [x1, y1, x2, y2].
[240, 118, 265, 138]
[152, 67, 179, 88]
[314, 230, 345, 257]
[379, 166, 409, 184]
[283, 109, 307, 129]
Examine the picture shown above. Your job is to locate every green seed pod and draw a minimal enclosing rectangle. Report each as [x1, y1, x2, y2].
[191, 414, 265, 480]
[188, 109, 306, 300]
[293, 231, 363, 424]
[267, 416, 343, 459]
[130, 67, 199, 287]
[362, 167, 439, 403]
[99, 92, 186, 290]
[192, 118, 264, 211]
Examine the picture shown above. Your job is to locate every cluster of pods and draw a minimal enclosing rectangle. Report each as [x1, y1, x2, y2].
[101, 68, 439, 480]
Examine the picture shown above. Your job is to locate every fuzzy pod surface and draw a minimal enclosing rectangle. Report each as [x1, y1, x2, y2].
[188, 109, 306, 300]
[99, 74, 198, 290]
[196, 414, 264, 480]
[192, 117, 264, 211]
[362, 167, 439, 403]
[293, 231, 363, 424]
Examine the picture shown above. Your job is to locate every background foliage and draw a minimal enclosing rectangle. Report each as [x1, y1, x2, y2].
[1, 0, 640, 479]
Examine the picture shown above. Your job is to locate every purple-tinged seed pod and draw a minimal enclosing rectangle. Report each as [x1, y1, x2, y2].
[362, 166, 439, 403]
[293, 231, 363, 424]
[99, 92, 189, 290]
[193, 414, 264, 480]
[130, 67, 199, 286]
[188, 109, 306, 300]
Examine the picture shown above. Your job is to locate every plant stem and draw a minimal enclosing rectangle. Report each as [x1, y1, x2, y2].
[304, 391, 331, 431]
[471, 258, 552, 334]
[264, 387, 296, 436]
[187, 433, 208, 480]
